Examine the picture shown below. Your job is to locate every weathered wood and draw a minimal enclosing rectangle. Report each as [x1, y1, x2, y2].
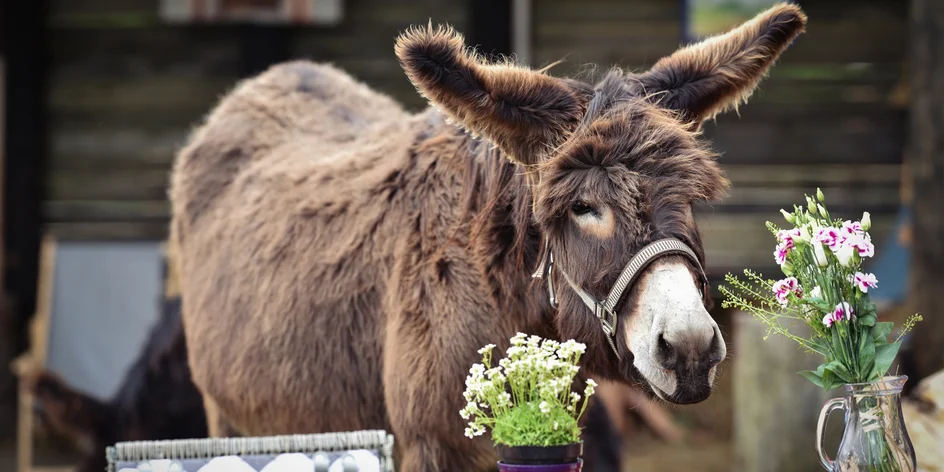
[50, 27, 239, 77]
[697, 213, 896, 283]
[732, 311, 839, 472]
[43, 200, 168, 222]
[49, 126, 189, 169]
[44, 222, 169, 241]
[48, 76, 235, 128]
[704, 109, 906, 165]
[46, 169, 169, 201]
[906, 0, 944, 384]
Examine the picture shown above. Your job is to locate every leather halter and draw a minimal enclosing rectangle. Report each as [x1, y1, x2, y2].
[531, 238, 709, 360]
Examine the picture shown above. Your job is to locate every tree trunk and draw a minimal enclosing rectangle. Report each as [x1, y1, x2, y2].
[732, 311, 840, 472]
[907, 0, 944, 384]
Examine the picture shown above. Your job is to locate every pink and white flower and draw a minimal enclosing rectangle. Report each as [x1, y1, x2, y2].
[852, 272, 878, 293]
[823, 302, 854, 328]
[841, 220, 863, 236]
[772, 277, 803, 305]
[850, 233, 875, 258]
[777, 228, 802, 246]
[774, 241, 792, 265]
[815, 227, 845, 251]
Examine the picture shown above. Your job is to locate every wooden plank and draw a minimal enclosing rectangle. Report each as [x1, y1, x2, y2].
[14, 235, 56, 472]
[49, 27, 239, 78]
[532, 0, 678, 22]
[703, 109, 906, 166]
[46, 169, 169, 201]
[44, 222, 169, 241]
[43, 200, 169, 223]
[49, 126, 188, 169]
[721, 164, 901, 186]
[696, 213, 896, 281]
[48, 76, 233, 128]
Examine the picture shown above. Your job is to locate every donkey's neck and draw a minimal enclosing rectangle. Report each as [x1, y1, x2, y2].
[424, 113, 554, 329]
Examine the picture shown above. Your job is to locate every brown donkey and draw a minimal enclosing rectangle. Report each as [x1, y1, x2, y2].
[169, 4, 806, 470]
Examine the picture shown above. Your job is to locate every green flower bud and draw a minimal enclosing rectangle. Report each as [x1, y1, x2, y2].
[861, 211, 871, 231]
[816, 188, 825, 202]
[808, 199, 818, 214]
[780, 209, 795, 223]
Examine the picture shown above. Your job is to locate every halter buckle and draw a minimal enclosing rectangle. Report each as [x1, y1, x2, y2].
[594, 302, 617, 337]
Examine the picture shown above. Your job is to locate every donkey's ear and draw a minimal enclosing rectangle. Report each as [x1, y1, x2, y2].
[636, 2, 806, 125]
[395, 23, 587, 166]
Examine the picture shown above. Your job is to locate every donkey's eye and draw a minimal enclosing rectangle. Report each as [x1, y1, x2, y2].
[571, 201, 596, 217]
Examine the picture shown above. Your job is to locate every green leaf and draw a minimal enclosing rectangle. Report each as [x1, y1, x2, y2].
[858, 314, 876, 327]
[824, 360, 854, 383]
[822, 367, 837, 390]
[799, 368, 825, 388]
[871, 341, 902, 380]
[858, 334, 876, 381]
[872, 322, 894, 343]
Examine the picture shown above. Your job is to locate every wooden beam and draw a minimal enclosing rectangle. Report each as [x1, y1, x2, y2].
[469, 0, 512, 59]
[906, 0, 944, 384]
[236, 23, 291, 78]
[2, 0, 48, 447]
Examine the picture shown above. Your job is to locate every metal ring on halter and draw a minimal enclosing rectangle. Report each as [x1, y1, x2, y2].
[533, 237, 709, 360]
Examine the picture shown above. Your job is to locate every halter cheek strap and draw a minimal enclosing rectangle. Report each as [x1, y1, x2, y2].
[532, 238, 709, 360]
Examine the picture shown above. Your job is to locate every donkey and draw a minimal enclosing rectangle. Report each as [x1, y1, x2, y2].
[169, 4, 806, 470]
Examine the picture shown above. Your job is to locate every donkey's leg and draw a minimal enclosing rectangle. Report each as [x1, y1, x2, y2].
[382, 339, 498, 472]
[382, 300, 501, 471]
[579, 396, 624, 472]
[202, 395, 242, 438]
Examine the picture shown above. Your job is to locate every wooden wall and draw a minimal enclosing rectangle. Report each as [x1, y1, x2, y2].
[534, 0, 908, 283]
[45, 0, 466, 240]
[44, 0, 908, 284]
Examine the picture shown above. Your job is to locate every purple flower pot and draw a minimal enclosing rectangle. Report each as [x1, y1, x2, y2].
[497, 459, 583, 472]
[496, 443, 583, 472]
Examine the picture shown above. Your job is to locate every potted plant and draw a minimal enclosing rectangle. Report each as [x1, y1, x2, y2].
[720, 189, 923, 472]
[460, 333, 597, 471]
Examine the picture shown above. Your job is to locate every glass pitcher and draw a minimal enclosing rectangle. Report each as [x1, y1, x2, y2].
[816, 375, 917, 472]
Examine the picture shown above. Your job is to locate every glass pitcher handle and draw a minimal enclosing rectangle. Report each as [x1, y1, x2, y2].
[816, 397, 845, 471]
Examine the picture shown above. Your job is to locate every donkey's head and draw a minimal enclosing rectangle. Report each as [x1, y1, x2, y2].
[396, 3, 806, 404]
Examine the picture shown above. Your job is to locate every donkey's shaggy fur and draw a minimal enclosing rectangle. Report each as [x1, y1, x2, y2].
[170, 4, 805, 470]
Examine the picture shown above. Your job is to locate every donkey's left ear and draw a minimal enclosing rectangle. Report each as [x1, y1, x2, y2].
[395, 23, 588, 166]
[635, 2, 806, 125]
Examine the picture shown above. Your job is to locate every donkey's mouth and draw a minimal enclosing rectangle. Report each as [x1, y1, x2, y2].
[644, 366, 715, 405]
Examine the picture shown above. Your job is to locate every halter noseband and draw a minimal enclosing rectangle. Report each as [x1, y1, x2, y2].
[531, 238, 709, 360]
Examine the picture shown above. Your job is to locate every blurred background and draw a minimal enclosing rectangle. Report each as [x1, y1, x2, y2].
[0, 0, 942, 471]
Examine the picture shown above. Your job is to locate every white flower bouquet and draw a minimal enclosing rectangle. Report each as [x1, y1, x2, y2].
[460, 333, 597, 448]
[720, 190, 922, 471]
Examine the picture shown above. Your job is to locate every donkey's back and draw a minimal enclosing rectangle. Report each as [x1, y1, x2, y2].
[169, 61, 423, 435]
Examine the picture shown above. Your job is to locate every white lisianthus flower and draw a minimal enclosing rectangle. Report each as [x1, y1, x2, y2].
[813, 241, 829, 267]
[836, 243, 855, 267]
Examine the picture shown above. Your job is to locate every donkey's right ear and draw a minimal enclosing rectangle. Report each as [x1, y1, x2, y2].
[395, 23, 588, 166]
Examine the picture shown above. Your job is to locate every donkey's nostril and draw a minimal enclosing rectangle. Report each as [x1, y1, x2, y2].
[655, 333, 677, 370]
[710, 329, 726, 365]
